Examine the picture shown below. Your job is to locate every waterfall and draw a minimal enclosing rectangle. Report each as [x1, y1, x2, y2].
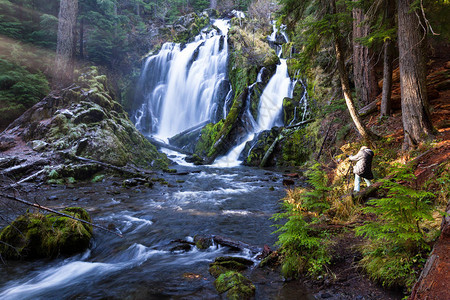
[256, 59, 292, 130]
[132, 19, 230, 140]
[213, 29, 295, 167]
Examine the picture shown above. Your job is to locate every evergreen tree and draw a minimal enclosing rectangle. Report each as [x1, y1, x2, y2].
[397, 0, 435, 149]
[54, 0, 78, 89]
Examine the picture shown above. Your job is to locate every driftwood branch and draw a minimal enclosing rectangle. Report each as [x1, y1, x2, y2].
[0, 192, 123, 238]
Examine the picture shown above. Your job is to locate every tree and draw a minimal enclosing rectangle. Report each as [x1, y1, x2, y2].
[331, 0, 375, 143]
[397, 0, 434, 149]
[279, 0, 376, 144]
[380, 0, 395, 117]
[54, 0, 78, 89]
[352, 0, 378, 107]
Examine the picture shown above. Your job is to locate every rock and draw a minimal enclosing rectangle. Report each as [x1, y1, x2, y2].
[194, 235, 213, 249]
[209, 256, 254, 278]
[0, 207, 93, 259]
[29, 140, 48, 151]
[214, 271, 255, 299]
[0, 67, 169, 178]
[0, 135, 16, 151]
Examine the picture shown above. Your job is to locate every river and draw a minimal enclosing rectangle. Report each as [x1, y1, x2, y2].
[0, 161, 313, 299]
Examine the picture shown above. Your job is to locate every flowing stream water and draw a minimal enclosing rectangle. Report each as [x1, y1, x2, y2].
[0, 166, 311, 299]
[0, 19, 314, 299]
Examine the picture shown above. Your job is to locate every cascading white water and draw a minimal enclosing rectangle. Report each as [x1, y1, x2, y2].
[256, 59, 292, 130]
[133, 19, 230, 140]
[213, 26, 295, 167]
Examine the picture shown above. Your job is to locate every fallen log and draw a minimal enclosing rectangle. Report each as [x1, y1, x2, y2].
[145, 136, 193, 156]
[73, 155, 151, 177]
[260, 134, 284, 168]
[0, 192, 123, 238]
[285, 118, 314, 129]
[213, 235, 262, 254]
[358, 100, 378, 117]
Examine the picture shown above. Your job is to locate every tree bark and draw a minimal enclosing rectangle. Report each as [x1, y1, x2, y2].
[380, 0, 395, 117]
[331, 0, 375, 144]
[352, 1, 378, 107]
[397, 0, 434, 149]
[79, 18, 84, 59]
[210, 0, 217, 9]
[54, 0, 78, 89]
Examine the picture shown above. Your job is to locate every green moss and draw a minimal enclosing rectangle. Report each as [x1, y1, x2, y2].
[91, 174, 105, 182]
[208, 256, 252, 278]
[280, 127, 314, 166]
[214, 271, 255, 299]
[0, 208, 92, 260]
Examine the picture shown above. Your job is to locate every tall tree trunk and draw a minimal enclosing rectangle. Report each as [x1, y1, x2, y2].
[380, 0, 395, 117]
[210, 0, 217, 9]
[54, 0, 78, 89]
[332, 0, 375, 144]
[352, 0, 378, 107]
[79, 18, 84, 59]
[397, 0, 434, 149]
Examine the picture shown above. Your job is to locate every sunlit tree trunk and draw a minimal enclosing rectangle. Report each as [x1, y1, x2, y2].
[380, 0, 395, 117]
[397, 0, 434, 149]
[54, 0, 78, 89]
[332, 0, 375, 144]
[352, 0, 378, 107]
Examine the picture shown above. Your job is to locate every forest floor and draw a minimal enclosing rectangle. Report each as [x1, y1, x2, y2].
[294, 61, 450, 300]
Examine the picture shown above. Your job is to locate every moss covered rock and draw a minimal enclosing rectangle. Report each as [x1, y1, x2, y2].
[209, 256, 254, 278]
[0, 207, 93, 260]
[214, 271, 256, 300]
[2, 67, 169, 170]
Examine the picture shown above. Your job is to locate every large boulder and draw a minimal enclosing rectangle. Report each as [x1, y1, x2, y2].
[0, 207, 92, 259]
[0, 67, 169, 181]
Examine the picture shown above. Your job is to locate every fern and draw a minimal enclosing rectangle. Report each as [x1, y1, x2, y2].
[272, 164, 331, 278]
[355, 164, 436, 289]
[302, 163, 331, 213]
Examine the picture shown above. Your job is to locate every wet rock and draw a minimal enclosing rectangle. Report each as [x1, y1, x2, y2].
[170, 244, 192, 253]
[194, 235, 213, 249]
[282, 179, 295, 186]
[209, 256, 254, 278]
[0, 207, 93, 260]
[214, 271, 255, 299]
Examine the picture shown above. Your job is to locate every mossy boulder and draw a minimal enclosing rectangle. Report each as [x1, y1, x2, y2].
[214, 271, 256, 300]
[0, 207, 93, 260]
[209, 256, 254, 278]
[2, 67, 169, 170]
[243, 127, 281, 167]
